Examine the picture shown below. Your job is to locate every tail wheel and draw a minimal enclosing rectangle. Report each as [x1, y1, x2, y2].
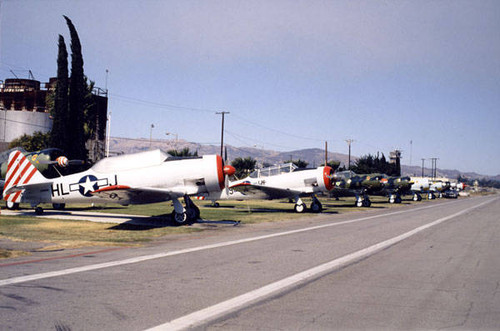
[294, 203, 306, 213]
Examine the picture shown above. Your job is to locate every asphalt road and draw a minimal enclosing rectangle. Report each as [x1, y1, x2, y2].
[1, 195, 498, 330]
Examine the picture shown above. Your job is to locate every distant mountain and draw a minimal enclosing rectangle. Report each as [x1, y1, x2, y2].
[109, 137, 498, 180]
[108, 137, 351, 167]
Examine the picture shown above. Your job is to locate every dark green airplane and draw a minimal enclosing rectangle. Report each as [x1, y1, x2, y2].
[1, 147, 85, 180]
[375, 174, 417, 202]
[332, 171, 415, 207]
[331, 171, 384, 207]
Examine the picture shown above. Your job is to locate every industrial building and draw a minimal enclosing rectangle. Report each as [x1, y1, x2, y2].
[0, 77, 108, 162]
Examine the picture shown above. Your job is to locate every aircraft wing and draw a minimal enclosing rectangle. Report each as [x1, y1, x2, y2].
[230, 182, 300, 200]
[91, 185, 195, 205]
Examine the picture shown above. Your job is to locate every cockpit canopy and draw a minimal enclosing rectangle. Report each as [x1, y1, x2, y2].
[249, 163, 298, 178]
[92, 149, 170, 173]
[334, 170, 357, 179]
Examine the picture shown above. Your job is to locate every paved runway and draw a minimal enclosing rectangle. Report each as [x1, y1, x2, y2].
[1, 196, 499, 330]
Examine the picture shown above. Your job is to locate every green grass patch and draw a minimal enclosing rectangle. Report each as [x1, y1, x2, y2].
[1, 194, 430, 259]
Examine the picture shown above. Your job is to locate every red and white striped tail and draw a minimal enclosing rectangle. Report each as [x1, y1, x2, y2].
[3, 150, 45, 203]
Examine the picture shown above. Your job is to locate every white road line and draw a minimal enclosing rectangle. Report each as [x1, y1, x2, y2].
[0, 197, 490, 287]
[145, 197, 497, 331]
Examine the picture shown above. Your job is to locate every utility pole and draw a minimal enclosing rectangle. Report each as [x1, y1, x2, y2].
[105, 69, 111, 157]
[216, 111, 229, 157]
[325, 141, 328, 166]
[409, 140, 413, 167]
[421, 158, 425, 177]
[430, 157, 439, 179]
[149, 124, 154, 149]
[345, 139, 354, 170]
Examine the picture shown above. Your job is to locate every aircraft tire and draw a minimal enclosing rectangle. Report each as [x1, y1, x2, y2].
[53, 203, 66, 210]
[395, 196, 402, 203]
[362, 199, 371, 207]
[185, 206, 201, 223]
[310, 201, 322, 213]
[172, 211, 188, 225]
[6, 202, 19, 210]
[35, 206, 44, 215]
[294, 203, 306, 213]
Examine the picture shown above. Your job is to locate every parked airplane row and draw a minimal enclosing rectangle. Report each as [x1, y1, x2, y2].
[1, 148, 462, 225]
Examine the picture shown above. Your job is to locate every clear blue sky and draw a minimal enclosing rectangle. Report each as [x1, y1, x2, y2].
[1, 0, 499, 175]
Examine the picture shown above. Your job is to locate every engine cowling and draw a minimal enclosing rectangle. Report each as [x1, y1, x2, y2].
[317, 166, 335, 192]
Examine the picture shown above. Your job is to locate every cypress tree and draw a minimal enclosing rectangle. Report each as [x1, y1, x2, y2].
[64, 15, 87, 160]
[50, 34, 69, 152]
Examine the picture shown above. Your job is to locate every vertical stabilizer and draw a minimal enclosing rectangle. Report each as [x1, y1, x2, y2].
[3, 150, 45, 203]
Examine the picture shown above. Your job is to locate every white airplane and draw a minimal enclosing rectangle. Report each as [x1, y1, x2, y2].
[226, 163, 335, 213]
[410, 177, 452, 199]
[410, 177, 431, 199]
[2, 149, 235, 225]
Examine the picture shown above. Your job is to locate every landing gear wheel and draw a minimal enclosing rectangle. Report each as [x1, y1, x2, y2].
[362, 199, 371, 207]
[52, 203, 66, 210]
[395, 196, 402, 203]
[294, 203, 306, 213]
[35, 206, 44, 215]
[213, 202, 220, 208]
[6, 202, 19, 210]
[310, 201, 322, 213]
[172, 211, 188, 225]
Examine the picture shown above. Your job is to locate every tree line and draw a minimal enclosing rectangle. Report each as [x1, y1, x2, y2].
[9, 16, 98, 163]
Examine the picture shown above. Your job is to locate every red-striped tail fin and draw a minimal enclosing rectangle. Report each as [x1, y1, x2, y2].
[3, 150, 45, 203]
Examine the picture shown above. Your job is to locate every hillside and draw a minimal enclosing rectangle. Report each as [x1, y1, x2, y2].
[109, 137, 497, 180]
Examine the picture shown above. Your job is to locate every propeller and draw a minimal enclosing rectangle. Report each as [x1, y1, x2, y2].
[222, 146, 236, 195]
[223, 164, 236, 195]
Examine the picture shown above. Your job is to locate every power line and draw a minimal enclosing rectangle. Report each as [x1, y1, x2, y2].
[110, 93, 216, 113]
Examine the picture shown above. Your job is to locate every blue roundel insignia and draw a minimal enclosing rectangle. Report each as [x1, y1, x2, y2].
[78, 175, 99, 197]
